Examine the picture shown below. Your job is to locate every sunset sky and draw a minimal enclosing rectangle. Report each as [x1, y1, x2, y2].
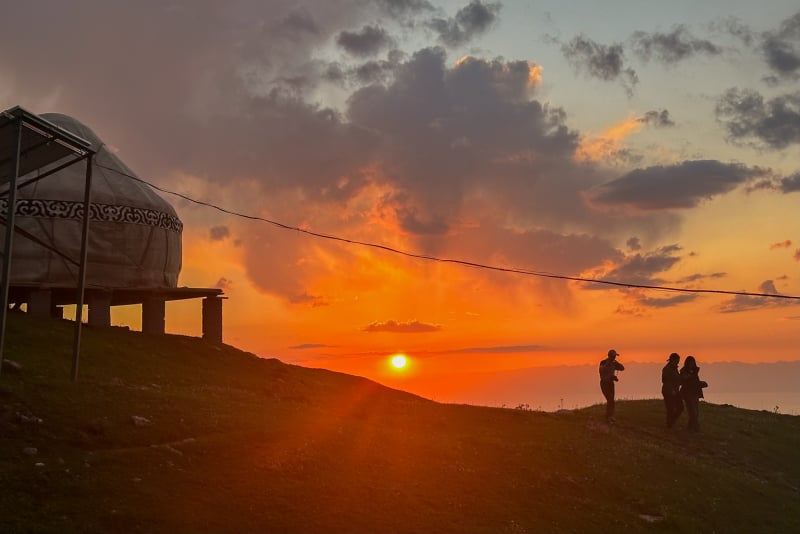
[1, 1, 798, 395]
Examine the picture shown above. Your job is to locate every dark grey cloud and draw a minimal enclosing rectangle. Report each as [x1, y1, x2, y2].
[324, 50, 406, 86]
[590, 160, 769, 210]
[715, 88, 800, 149]
[453, 0, 500, 33]
[781, 172, 800, 192]
[639, 109, 675, 128]
[560, 35, 638, 96]
[336, 25, 393, 57]
[743, 171, 800, 194]
[714, 17, 755, 47]
[601, 244, 683, 286]
[352, 59, 394, 84]
[427, 0, 501, 47]
[744, 178, 775, 193]
[762, 37, 800, 81]
[717, 12, 800, 83]
[759, 280, 782, 295]
[211, 92, 379, 202]
[676, 272, 727, 284]
[362, 320, 442, 333]
[378, 0, 434, 17]
[347, 47, 591, 236]
[636, 292, 698, 308]
[599, 245, 704, 309]
[279, 7, 321, 37]
[626, 237, 642, 251]
[761, 12, 800, 81]
[717, 280, 794, 313]
[630, 25, 722, 64]
[322, 62, 348, 83]
[397, 208, 450, 235]
[352, 51, 405, 84]
[209, 225, 231, 241]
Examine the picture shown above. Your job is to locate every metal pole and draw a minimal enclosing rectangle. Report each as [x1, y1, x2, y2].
[71, 153, 93, 382]
[0, 117, 22, 376]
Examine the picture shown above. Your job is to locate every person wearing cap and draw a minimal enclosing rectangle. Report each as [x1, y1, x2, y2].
[599, 349, 625, 423]
[679, 355, 709, 432]
[662, 352, 684, 428]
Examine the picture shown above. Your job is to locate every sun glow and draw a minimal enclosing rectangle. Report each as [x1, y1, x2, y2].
[390, 354, 408, 369]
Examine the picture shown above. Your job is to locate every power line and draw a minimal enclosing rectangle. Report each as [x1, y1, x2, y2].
[95, 162, 800, 301]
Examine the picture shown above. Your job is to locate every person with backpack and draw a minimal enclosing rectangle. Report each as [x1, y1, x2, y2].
[679, 355, 709, 433]
[599, 349, 625, 423]
[662, 352, 684, 428]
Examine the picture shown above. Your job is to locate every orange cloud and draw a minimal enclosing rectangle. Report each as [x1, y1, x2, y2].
[575, 116, 644, 163]
[527, 62, 543, 87]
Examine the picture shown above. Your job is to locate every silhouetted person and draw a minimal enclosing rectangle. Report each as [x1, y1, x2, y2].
[679, 355, 708, 433]
[599, 349, 624, 423]
[662, 352, 683, 428]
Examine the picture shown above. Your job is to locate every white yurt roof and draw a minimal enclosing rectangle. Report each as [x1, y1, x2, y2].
[6, 113, 182, 289]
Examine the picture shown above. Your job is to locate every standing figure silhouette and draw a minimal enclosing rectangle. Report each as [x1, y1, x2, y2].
[679, 355, 709, 432]
[599, 349, 625, 423]
[662, 352, 684, 428]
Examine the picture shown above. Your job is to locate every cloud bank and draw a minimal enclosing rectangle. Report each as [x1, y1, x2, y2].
[0, 1, 794, 317]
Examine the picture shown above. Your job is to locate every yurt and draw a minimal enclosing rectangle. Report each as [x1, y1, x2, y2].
[7, 113, 182, 289]
[1, 109, 222, 345]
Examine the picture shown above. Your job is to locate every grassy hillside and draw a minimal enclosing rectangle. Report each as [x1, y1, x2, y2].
[1, 313, 798, 534]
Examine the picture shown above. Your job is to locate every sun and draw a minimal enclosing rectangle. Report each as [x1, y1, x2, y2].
[390, 354, 408, 369]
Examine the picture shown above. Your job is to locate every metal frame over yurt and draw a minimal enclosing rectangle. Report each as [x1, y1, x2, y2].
[0, 106, 94, 380]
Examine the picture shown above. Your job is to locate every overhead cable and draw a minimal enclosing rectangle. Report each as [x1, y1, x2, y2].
[95, 162, 800, 301]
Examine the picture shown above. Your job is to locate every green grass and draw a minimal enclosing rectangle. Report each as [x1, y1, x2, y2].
[1, 312, 798, 533]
